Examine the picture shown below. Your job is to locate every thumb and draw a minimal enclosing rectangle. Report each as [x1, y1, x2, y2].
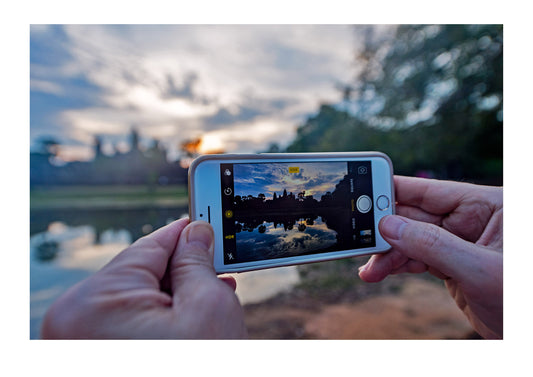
[379, 215, 495, 283]
[170, 221, 218, 294]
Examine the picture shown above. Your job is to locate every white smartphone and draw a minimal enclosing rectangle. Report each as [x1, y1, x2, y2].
[188, 152, 395, 273]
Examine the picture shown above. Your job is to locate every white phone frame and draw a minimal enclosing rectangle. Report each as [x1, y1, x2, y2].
[188, 152, 395, 273]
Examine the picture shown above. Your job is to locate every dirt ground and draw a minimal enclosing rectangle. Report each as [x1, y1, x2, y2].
[243, 276, 477, 339]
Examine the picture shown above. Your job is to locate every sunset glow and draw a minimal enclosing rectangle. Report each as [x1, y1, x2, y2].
[198, 134, 225, 154]
[30, 25, 356, 160]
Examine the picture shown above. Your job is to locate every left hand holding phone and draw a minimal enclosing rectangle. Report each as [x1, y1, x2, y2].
[41, 218, 248, 339]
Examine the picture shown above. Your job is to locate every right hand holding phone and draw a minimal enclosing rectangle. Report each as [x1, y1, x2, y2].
[358, 176, 503, 339]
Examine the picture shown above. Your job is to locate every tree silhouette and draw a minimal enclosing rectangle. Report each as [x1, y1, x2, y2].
[287, 25, 502, 184]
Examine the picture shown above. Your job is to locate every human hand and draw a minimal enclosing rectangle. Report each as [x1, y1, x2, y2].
[41, 218, 247, 339]
[358, 176, 503, 339]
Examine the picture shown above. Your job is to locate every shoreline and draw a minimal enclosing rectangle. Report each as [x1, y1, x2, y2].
[30, 184, 189, 210]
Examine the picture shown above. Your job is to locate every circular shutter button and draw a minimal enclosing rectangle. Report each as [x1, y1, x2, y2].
[377, 195, 390, 211]
[356, 195, 372, 213]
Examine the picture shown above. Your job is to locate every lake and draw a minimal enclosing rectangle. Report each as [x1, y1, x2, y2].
[234, 216, 338, 262]
[29, 205, 300, 339]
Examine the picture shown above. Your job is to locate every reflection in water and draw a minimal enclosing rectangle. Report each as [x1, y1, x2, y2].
[234, 212, 350, 263]
[29, 205, 301, 339]
[236, 213, 319, 233]
[231, 201, 359, 265]
[30, 207, 182, 244]
[252, 218, 334, 255]
[30, 206, 186, 339]
[35, 240, 59, 262]
[31, 224, 131, 271]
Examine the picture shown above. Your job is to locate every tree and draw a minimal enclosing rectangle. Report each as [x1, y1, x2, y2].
[36, 136, 60, 158]
[286, 25, 503, 184]
[361, 25, 503, 180]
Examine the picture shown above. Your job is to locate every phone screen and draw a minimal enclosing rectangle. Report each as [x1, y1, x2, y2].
[219, 161, 376, 265]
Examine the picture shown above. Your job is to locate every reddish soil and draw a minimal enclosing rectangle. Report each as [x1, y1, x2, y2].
[243, 276, 477, 339]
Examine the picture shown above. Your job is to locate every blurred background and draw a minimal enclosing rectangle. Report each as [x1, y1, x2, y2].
[30, 24, 502, 339]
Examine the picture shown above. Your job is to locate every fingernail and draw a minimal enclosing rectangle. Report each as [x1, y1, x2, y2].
[358, 256, 374, 274]
[380, 215, 408, 240]
[185, 222, 214, 250]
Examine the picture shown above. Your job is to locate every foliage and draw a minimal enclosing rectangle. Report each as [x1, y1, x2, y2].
[286, 25, 503, 184]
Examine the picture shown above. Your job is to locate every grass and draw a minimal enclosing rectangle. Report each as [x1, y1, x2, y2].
[30, 184, 189, 209]
[295, 258, 368, 301]
[293, 256, 425, 304]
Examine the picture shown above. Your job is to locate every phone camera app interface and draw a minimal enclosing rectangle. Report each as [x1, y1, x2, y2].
[220, 161, 375, 264]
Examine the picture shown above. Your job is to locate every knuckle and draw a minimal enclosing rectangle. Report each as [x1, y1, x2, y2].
[416, 224, 442, 251]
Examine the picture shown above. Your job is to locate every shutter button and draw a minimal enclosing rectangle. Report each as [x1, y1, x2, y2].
[356, 195, 372, 213]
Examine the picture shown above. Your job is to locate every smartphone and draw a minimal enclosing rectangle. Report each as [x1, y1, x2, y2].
[188, 152, 395, 273]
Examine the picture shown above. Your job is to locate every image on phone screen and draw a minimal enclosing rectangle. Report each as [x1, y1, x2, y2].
[219, 161, 376, 265]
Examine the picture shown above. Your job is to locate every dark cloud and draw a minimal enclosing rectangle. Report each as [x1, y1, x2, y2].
[162, 72, 198, 100]
[203, 96, 297, 131]
[204, 106, 263, 128]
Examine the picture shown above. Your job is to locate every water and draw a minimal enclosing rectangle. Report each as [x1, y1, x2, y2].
[29, 206, 300, 339]
[235, 217, 338, 262]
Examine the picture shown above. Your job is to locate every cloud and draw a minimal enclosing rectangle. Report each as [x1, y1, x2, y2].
[233, 161, 347, 199]
[30, 25, 356, 159]
[30, 79, 64, 95]
[107, 85, 219, 119]
[200, 116, 297, 153]
[236, 219, 338, 258]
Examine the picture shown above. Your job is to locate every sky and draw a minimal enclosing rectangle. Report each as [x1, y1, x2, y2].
[30, 25, 361, 162]
[233, 162, 347, 199]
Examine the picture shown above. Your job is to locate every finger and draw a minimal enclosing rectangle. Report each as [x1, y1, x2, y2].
[390, 259, 428, 275]
[378, 214, 498, 283]
[99, 218, 190, 290]
[394, 175, 474, 215]
[427, 267, 449, 280]
[358, 249, 409, 282]
[145, 217, 190, 251]
[396, 204, 443, 225]
[170, 221, 219, 296]
[219, 276, 237, 292]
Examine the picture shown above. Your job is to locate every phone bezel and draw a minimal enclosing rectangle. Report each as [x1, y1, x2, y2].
[189, 152, 395, 273]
